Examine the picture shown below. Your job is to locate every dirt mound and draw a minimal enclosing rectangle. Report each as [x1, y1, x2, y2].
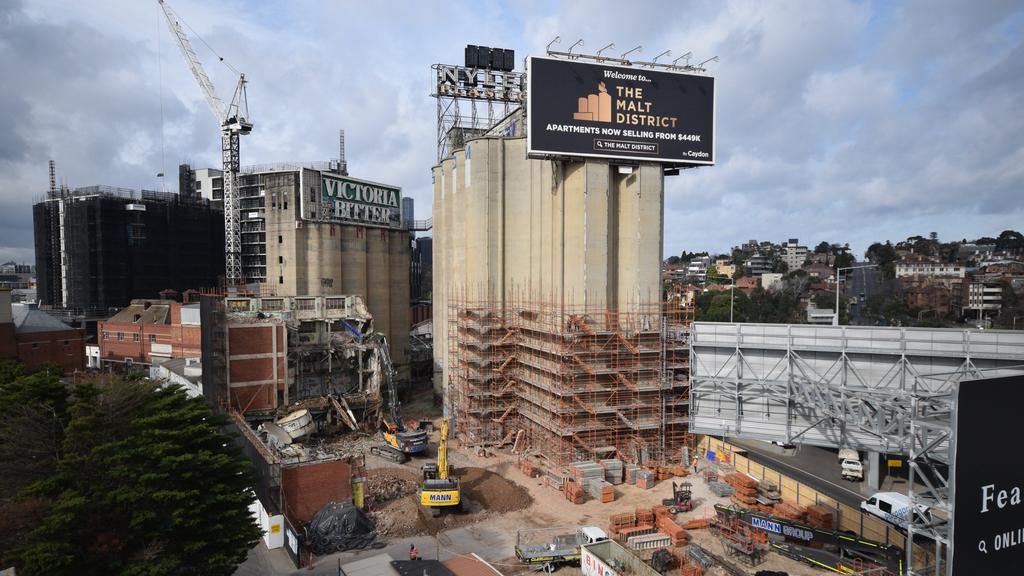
[458, 466, 533, 513]
[366, 467, 419, 503]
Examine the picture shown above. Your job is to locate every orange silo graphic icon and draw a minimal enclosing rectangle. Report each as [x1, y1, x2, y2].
[574, 82, 612, 122]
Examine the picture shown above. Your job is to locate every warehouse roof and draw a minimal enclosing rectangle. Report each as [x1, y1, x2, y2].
[11, 304, 75, 334]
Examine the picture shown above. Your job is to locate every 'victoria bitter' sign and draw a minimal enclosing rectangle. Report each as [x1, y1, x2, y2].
[319, 173, 402, 229]
[527, 56, 715, 165]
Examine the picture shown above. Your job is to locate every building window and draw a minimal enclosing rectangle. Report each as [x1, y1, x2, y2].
[133, 333, 140, 343]
[279, 276, 284, 284]
[117, 332, 124, 342]
[279, 256, 283, 264]
[195, 180, 202, 190]
[278, 235, 283, 244]
[103, 331, 110, 340]
[149, 334, 157, 343]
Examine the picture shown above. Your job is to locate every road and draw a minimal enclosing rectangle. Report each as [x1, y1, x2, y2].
[846, 262, 879, 325]
[727, 437, 869, 509]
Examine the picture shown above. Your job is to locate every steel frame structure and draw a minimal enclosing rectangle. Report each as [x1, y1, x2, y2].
[430, 64, 526, 162]
[689, 322, 1024, 576]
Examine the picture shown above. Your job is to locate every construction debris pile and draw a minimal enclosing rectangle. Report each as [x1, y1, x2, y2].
[365, 468, 419, 503]
[307, 502, 377, 555]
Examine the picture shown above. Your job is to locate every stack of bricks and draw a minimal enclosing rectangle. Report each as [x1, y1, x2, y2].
[656, 514, 688, 546]
[805, 504, 836, 529]
[637, 469, 657, 489]
[625, 463, 641, 485]
[681, 518, 711, 530]
[724, 472, 760, 508]
[670, 465, 689, 478]
[773, 502, 807, 522]
[679, 558, 703, 576]
[518, 459, 539, 478]
[600, 459, 624, 485]
[564, 478, 586, 504]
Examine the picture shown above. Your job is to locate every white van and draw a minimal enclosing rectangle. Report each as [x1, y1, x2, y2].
[861, 492, 931, 529]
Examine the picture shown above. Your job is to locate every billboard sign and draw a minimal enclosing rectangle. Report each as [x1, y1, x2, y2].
[951, 374, 1024, 575]
[527, 56, 715, 165]
[318, 173, 402, 229]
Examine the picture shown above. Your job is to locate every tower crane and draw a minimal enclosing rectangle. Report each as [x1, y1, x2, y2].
[158, 0, 251, 286]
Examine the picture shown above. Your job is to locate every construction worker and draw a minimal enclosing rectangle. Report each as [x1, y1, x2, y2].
[691, 455, 699, 473]
[408, 543, 419, 561]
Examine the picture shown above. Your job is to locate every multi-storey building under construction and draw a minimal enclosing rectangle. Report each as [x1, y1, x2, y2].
[433, 114, 692, 466]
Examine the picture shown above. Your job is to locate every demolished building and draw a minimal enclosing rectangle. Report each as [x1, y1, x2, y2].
[199, 294, 392, 566]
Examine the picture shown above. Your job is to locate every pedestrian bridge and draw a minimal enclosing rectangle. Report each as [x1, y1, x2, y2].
[689, 322, 1024, 454]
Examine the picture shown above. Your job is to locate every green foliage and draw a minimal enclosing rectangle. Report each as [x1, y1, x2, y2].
[1, 375, 259, 576]
[862, 294, 910, 326]
[695, 286, 802, 324]
[996, 230, 1024, 252]
[666, 255, 681, 265]
[866, 241, 897, 279]
[814, 241, 831, 254]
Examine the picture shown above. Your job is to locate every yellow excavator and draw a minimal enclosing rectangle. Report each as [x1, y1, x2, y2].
[419, 418, 463, 517]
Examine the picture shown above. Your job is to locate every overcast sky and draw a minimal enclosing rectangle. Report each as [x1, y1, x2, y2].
[1, 0, 1022, 265]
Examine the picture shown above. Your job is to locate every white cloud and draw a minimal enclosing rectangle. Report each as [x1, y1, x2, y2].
[0, 0, 1022, 266]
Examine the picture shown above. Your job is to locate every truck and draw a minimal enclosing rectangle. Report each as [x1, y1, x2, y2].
[515, 526, 609, 573]
[580, 539, 662, 576]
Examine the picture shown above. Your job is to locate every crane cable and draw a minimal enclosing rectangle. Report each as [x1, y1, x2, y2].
[176, 8, 240, 76]
[156, 5, 166, 188]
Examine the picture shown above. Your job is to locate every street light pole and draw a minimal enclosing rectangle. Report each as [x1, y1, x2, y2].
[833, 264, 878, 326]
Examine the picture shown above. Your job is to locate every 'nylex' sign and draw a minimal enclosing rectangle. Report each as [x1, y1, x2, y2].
[319, 174, 402, 229]
[434, 64, 527, 102]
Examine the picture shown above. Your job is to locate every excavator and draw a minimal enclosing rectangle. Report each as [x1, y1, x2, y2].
[419, 418, 463, 517]
[365, 333, 427, 463]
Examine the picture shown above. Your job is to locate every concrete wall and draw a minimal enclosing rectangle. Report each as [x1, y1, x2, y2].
[432, 136, 665, 394]
[265, 169, 410, 381]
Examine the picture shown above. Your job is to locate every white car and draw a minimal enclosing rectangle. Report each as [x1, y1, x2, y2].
[840, 458, 863, 481]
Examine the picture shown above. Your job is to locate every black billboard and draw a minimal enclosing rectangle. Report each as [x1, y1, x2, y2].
[527, 56, 715, 165]
[951, 374, 1024, 575]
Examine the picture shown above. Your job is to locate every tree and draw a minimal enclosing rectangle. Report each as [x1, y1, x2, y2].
[995, 230, 1024, 252]
[666, 255, 681, 265]
[866, 241, 897, 279]
[3, 376, 260, 576]
[814, 241, 831, 255]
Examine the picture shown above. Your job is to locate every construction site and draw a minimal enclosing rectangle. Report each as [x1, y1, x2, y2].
[139, 5, 941, 575]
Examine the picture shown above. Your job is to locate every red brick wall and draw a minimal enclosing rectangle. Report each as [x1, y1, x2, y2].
[281, 460, 353, 525]
[230, 383, 275, 413]
[226, 324, 286, 413]
[15, 329, 84, 373]
[99, 321, 202, 365]
[0, 323, 15, 360]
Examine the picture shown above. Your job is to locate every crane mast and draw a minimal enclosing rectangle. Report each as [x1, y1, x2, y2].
[158, 0, 251, 286]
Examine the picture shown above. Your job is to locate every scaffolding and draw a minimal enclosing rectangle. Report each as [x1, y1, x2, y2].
[448, 291, 693, 467]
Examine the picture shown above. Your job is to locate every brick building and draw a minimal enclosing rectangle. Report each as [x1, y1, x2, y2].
[1, 288, 84, 373]
[97, 300, 201, 369]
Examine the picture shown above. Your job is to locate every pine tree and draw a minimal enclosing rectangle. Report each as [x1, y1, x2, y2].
[8, 377, 260, 576]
